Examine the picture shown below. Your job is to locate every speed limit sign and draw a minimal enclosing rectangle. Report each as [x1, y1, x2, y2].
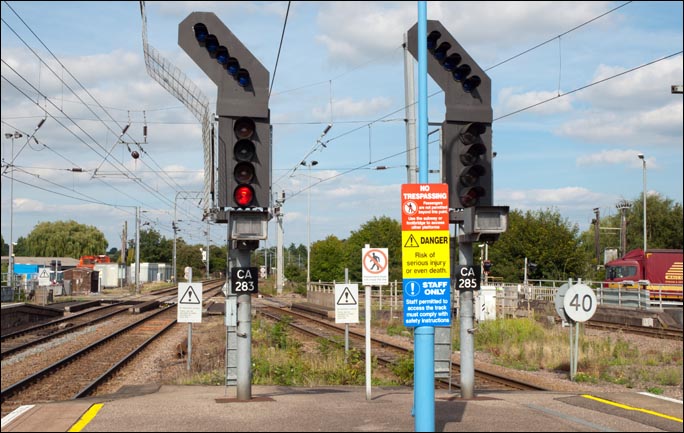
[563, 283, 597, 323]
[456, 266, 481, 291]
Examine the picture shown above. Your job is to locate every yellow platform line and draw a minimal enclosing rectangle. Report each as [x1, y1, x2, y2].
[581, 394, 682, 423]
[68, 403, 104, 432]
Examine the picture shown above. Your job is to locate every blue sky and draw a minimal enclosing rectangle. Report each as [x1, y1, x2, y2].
[2, 1, 682, 254]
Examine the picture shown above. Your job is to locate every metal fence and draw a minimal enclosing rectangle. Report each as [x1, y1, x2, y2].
[307, 279, 682, 315]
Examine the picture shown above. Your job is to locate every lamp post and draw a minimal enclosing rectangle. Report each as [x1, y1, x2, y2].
[637, 153, 647, 252]
[172, 220, 179, 284]
[135, 207, 141, 294]
[173, 193, 179, 285]
[204, 220, 210, 277]
[300, 160, 318, 289]
[173, 191, 202, 284]
[4, 131, 22, 289]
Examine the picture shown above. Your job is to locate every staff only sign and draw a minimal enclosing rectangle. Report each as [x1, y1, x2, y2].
[401, 183, 451, 327]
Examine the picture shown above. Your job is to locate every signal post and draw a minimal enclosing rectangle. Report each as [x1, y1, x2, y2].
[179, 12, 271, 401]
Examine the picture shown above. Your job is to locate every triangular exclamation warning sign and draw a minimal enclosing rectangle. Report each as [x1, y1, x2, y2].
[180, 286, 201, 304]
[336, 287, 357, 305]
[404, 234, 419, 248]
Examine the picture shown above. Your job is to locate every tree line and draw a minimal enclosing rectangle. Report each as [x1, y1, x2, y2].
[2, 193, 681, 284]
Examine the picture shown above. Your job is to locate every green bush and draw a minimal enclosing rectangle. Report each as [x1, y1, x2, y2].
[391, 354, 414, 386]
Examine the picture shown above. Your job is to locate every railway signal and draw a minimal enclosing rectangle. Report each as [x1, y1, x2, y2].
[483, 260, 492, 274]
[179, 12, 271, 403]
[443, 121, 491, 208]
[179, 12, 271, 235]
[228, 115, 270, 211]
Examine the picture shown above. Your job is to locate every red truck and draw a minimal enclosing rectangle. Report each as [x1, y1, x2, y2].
[604, 249, 683, 301]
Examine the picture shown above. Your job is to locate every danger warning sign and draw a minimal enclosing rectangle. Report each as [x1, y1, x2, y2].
[401, 231, 450, 278]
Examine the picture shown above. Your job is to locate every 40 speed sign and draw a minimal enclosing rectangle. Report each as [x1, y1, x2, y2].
[456, 266, 481, 291]
[563, 283, 597, 323]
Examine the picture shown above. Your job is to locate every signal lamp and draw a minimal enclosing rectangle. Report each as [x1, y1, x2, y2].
[234, 162, 255, 183]
[205, 35, 219, 54]
[460, 186, 485, 208]
[443, 53, 462, 71]
[453, 64, 471, 81]
[483, 260, 492, 273]
[234, 117, 255, 139]
[234, 185, 254, 207]
[433, 42, 451, 62]
[226, 58, 240, 76]
[193, 23, 208, 43]
[460, 123, 486, 145]
[216, 46, 229, 65]
[459, 143, 486, 165]
[427, 30, 441, 51]
[460, 165, 486, 187]
[237, 69, 251, 87]
[234, 139, 256, 161]
[463, 75, 481, 92]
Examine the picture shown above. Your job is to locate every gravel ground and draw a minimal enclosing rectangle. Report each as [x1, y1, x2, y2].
[94, 311, 683, 402]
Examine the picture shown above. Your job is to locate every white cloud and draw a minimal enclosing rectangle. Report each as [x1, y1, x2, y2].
[13, 197, 47, 212]
[498, 186, 609, 206]
[577, 149, 657, 169]
[579, 55, 684, 111]
[551, 55, 684, 147]
[314, 1, 615, 67]
[496, 88, 574, 117]
[557, 102, 683, 147]
[315, 2, 414, 67]
[312, 96, 394, 121]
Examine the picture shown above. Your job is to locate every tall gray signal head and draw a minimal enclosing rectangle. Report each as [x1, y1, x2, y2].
[407, 20, 491, 123]
[179, 12, 271, 226]
[407, 20, 494, 218]
[179, 11, 269, 118]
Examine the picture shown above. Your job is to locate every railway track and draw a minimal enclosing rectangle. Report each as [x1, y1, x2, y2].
[255, 302, 546, 392]
[1, 302, 131, 359]
[0, 279, 225, 417]
[586, 319, 683, 340]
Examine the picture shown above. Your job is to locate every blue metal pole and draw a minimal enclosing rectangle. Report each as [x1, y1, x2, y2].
[418, 2, 428, 186]
[415, 2, 435, 432]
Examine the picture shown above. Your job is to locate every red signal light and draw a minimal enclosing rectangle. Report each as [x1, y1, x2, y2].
[234, 185, 254, 207]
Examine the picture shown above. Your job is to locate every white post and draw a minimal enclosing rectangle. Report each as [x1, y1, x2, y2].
[364, 244, 372, 400]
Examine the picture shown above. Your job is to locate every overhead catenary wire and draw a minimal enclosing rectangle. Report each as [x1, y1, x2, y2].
[483, 1, 633, 72]
[0, 57, 172, 209]
[2, 4, 187, 196]
[1, 65, 174, 210]
[0, 73, 203, 229]
[269, 1, 291, 97]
